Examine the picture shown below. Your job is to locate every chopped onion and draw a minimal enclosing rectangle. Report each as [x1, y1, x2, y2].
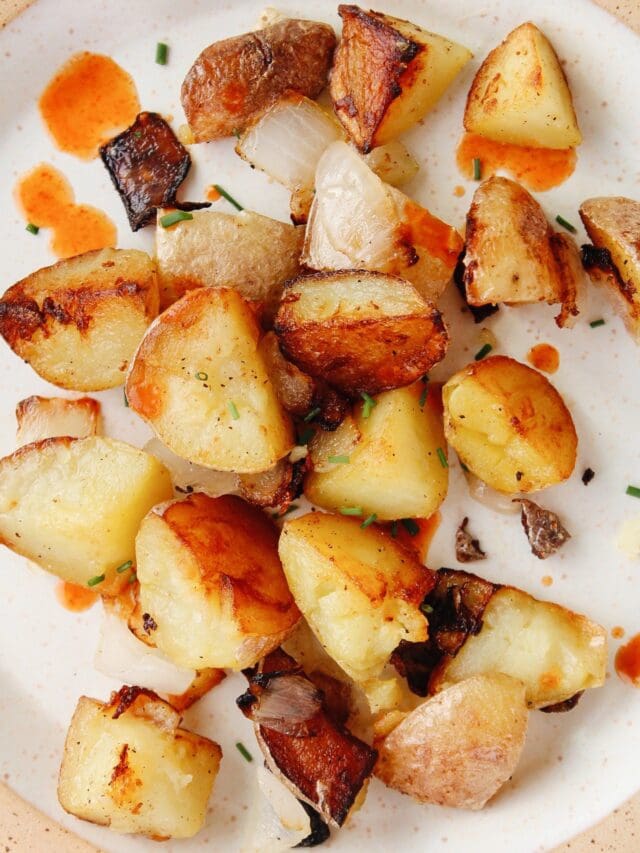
[309, 414, 361, 473]
[364, 141, 420, 187]
[243, 765, 311, 852]
[252, 674, 322, 734]
[144, 437, 238, 497]
[464, 468, 522, 515]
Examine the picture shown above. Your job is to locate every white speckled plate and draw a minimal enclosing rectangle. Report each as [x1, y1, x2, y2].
[1, 1, 639, 851]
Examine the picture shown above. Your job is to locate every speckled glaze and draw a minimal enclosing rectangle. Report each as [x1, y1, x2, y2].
[0, 2, 639, 852]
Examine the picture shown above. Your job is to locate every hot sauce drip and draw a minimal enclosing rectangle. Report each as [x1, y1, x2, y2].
[615, 633, 640, 686]
[392, 513, 442, 564]
[56, 581, 98, 612]
[457, 133, 576, 192]
[39, 52, 140, 160]
[400, 200, 463, 269]
[527, 343, 560, 374]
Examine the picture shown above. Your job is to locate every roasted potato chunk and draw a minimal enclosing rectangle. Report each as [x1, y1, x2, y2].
[274, 270, 448, 397]
[181, 19, 336, 142]
[331, 5, 472, 152]
[136, 493, 300, 670]
[15, 395, 100, 445]
[442, 356, 577, 494]
[580, 197, 640, 341]
[464, 22, 581, 149]
[376, 674, 528, 809]
[0, 248, 158, 391]
[305, 380, 448, 520]
[58, 688, 221, 838]
[0, 436, 172, 593]
[126, 287, 294, 474]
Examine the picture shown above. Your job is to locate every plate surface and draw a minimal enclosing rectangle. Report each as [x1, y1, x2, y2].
[0, 1, 639, 851]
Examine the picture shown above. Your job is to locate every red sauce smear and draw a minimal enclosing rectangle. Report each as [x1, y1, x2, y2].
[55, 580, 98, 612]
[15, 163, 116, 258]
[401, 200, 463, 269]
[39, 52, 139, 160]
[457, 132, 576, 192]
[527, 343, 560, 374]
[615, 633, 640, 686]
[391, 513, 442, 564]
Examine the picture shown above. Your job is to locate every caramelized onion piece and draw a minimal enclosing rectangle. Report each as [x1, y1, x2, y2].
[249, 673, 323, 735]
[539, 691, 583, 713]
[455, 517, 487, 562]
[515, 498, 571, 559]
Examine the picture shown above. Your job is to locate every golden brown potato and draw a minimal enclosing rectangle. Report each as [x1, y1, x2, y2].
[376, 674, 528, 809]
[58, 687, 221, 838]
[166, 668, 227, 712]
[580, 197, 640, 341]
[136, 492, 300, 670]
[274, 270, 448, 397]
[442, 356, 577, 494]
[331, 6, 472, 152]
[0, 248, 158, 391]
[181, 19, 336, 142]
[126, 287, 294, 474]
[464, 22, 581, 149]
[15, 395, 101, 446]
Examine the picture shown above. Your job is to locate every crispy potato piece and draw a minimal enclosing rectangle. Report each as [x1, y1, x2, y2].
[15, 395, 101, 445]
[274, 270, 448, 397]
[0, 248, 158, 391]
[155, 208, 304, 312]
[305, 380, 448, 520]
[580, 197, 640, 341]
[278, 512, 435, 685]
[136, 493, 300, 670]
[126, 287, 294, 474]
[58, 688, 221, 838]
[376, 674, 528, 809]
[181, 19, 336, 142]
[0, 436, 172, 594]
[166, 668, 227, 712]
[364, 141, 419, 187]
[464, 22, 581, 148]
[331, 6, 471, 152]
[258, 331, 315, 417]
[237, 456, 304, 509]
[442, 355, 577, 494]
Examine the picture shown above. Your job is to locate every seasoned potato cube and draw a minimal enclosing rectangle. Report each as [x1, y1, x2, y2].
[58, 688, 221, 838]
[278, 512, 435, 685]
[0, 437, 172, 593]
[136, 493, 300, 670]
[331, 6, 472, 152]
[15, 395, 101, 445]
[464, 22, 581, 149]
[126, 287, 294, 474]
[274, 271, 448, 397]
[0, 248, 158, 391]
[305, 380, 448, 520]
[442, 356, 577, 494]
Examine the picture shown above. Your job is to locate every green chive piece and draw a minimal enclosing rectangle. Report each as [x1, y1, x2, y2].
[297, 427, 315, 445]
[128, 571, 138, 584]
[555, 214, 576, 234]
[401, 518, 420, 536]
[361, 513, 377, 529]
[87, 574, 105, 587]
[437, 447, 448, 468]
[155, 42, 169, 65]
[236, 741, 253, 762]
[228, 401, 240, 420]
[134, 130, 142, 138]
[420, 602, 434, 615]
[419, 384, 428, 409]
[340, 506, 363, 516]
[195, 370, 208, 381]
[361, 392, 377, 419]
[473, 158, 482, 181]
[303, 407, 321, 423]
[123, 390, 129, 407]
[474, 342, 493, 361]
[590, 318, 606, 328]
[626, 485, 640, 499]
[328, 455, 349, 464]
[214, 184, 243, 211]
[116, 560, 133, 574]
[25, 223, 39, 235]
[390, 521, 399, 538]
[160, 210, 193, 228]
[282, 503, 299, 516]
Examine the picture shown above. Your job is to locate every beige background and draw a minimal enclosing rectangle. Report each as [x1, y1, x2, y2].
[0, 0, 638, 850]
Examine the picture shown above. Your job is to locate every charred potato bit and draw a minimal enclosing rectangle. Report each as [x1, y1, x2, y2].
[516, 498, 571, 559]
[453, 252, 498, 323]
[455, 517, 487, 563]
[15, 395, 101, 445]
[237, 456, 305, 509]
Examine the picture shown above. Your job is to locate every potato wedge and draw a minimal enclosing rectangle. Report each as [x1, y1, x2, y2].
[0, 248, 158, 391]
[331, 6, 472, 152]
[464, 22, 581, 149]
[136, 493, 300, 670]
[58, 688, 221, 838]
[442, 355, 577, 494]
[181, 19, 336, 142]
[274, 270, 448, 397]
[305, 380, 448, 520]
[278, 512, 434, 685]
[156, 208, 304, 312]
[580, 197, 640, 341]
[126, 287, 294, 474]
[0, 436, 172, 594]
[376, 674, 528, 809]
[15, 395, 101, 446]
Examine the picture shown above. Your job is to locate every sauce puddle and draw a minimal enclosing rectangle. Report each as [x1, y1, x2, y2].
[615, 633, 640, 686]
[527, 343, 560, 374]
[56, 580, 98, 612]
[392, 512, 442, 563]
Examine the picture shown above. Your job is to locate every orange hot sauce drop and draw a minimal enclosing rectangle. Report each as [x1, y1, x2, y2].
[615, 633, 640, 687]
[393, 513, 442, 564]
[56, 581, 98, 612]
[527, 343, 560, 374]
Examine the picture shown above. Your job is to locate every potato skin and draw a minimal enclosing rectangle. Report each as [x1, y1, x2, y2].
[181, 19, 336, 142]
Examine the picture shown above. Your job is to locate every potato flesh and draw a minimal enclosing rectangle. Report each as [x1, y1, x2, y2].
[58, 695, 221, 838]
[0, 436, 172, 593]
[15, 395, 101, 445]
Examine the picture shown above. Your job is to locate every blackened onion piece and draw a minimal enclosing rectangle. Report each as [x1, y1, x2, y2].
[539, 691, 584, 713]
[515, 499, 571, 559]
[295, 800, 331, 848]
[454, 251, 499, 323]
[455, 516, 487, 563]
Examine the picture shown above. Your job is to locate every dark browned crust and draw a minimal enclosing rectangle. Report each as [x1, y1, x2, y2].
[296, 799, 331, 847]
[580, 244, 615, 275]
[109, 685, 163, 719]
[237, 458, 303, 509]
[549, 232, 580, 328]
[453, 251, 499, 323]
[515, 498, 571, 560]
[142, 612, 158, 634]
[539, 691, 583, 713]
[312, 380, 350, 431]
[455, 517, 487, 563]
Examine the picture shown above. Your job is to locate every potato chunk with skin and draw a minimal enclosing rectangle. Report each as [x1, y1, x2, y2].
[15, 395, 100, 446]
[126, 287, 294, 474]
[136, 493, 300, 670]
[442, 356, 577, 494]
[464, 22, 581, 149]
[376, 674, 528, 810]
[58, 688, 221, 838]
[0, 436, 172, 594]
[278, 513, 435, 685]
[0, 248, 158, 391]
[331, 6, 472, 152]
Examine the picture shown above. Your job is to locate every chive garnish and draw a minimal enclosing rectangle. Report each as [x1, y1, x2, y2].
[195, 370, 208, 381]
[297, 427, 315, 445]
[361, 513, 377, 529]
[123, 390, 129, 407]
[155, 42, 169, 65]
[128, 571, 138, 584]
[87, 574, 105, 587]
[303, 407, 321, 423]
[25, 223, 39, 235]
[328, 455, 349, 464]
[626, 485, 640, 499]
[340, 506, 363, 516]
[116, 560, 133, 574]
[236, 741, 253, 762]
[361, 392, 377, 419]
[555, 215, 576, 234]
[474, 342, 493, 361]
[437, 447, 448, 468]
[228, 401, 240, 420]
[214, 184, 243, 211]
[419, 384, 428, 409]
[390, 520, 398, 538]
[473, 158, 482, 180]
[589, 318, 606, 328]
[402, 518, 419, 536]
[160, 210, 193, 228]
[420, 602, 434, 615]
